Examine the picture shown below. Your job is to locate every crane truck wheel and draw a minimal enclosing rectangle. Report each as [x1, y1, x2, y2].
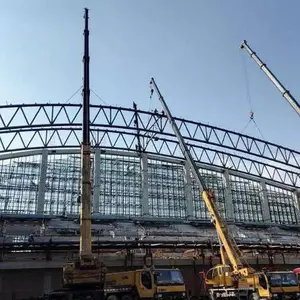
[121, 294, 134, 300]
[107, 295, 119, 300]
[250, 292, 260, 300]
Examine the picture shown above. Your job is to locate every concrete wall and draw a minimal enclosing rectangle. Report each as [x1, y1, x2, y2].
[0, 269, 60, 300]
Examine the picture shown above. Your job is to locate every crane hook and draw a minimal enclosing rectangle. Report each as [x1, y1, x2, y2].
[250, 111, 254, 120]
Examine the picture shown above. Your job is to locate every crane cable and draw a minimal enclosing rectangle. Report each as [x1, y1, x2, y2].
[91, 89, 109, 105]
[241, 54, 266, 140]
[242, 53, 253, 112]
[64, 86, 83, 104]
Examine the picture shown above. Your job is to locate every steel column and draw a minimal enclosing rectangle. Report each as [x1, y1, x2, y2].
[183, 161, 194, 218]
[141, 152, 150, 216]
[93, 148, 101, 213]
[223, 170, 234, 222]
[293, 189, 300, 224]
[37, 149, 48, 214]
[260, 180, 271, 223]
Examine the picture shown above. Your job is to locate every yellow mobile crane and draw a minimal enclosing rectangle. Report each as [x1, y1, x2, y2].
[241, 40, 300, 300]
[149, 78, 271, 300]
[62, 8, 106, 289]
[46, 8, 106, 300]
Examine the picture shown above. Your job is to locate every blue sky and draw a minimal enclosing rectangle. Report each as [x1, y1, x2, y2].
[0, 1, 299, 150]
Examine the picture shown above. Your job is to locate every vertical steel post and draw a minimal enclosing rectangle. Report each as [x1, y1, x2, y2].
[223, 170, 234, 222]
[133, 102, 143, 153]
[37, 149, 48, 214]
[293, 190, 300, 224]
[141, 152, 150, 216]
[260, 180, 271, 223]
[93, 148, 101, 214]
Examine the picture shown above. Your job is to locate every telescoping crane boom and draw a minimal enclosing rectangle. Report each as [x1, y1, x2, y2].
[240, 40, 300, 116]
[149, 78, 244, 275]
[61, 8, 106, 288]
[149, 78, 270, 300]
[46, 9, 106, 300]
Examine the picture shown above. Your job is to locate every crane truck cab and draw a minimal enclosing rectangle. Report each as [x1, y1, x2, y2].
[267, 270, 300, 300]
[199, 264, 270, 300]
[104, 268, 187, 300]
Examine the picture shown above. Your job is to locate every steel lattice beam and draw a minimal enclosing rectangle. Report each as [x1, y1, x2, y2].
[0, 104, 299, 187]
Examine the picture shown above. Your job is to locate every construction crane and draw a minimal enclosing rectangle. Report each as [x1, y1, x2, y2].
[62, 7, 106, 288]
[47, 9, 107, 298]
[240, 40, 300, 116]
[149, 78, 271, 300]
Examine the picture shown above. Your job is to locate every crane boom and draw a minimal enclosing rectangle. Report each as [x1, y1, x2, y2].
[61, 9, 106, 288]
[241, 40, 300, 116]
[80, 7, 92, 260]
[149, 78, 247, 275]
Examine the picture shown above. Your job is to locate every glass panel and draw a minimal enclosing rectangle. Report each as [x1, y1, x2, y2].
[141, 271, 152, 289]
[154, 270, 184, 285]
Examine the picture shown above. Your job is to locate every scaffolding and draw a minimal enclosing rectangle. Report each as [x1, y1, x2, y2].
[0, 151, 298, 226]
[230, 176, 264, 223]
[0, 156, 41, 214]
[44, 154, 82, 215]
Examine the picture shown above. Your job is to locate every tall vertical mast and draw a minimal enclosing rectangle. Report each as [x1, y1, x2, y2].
[83, 8, 90, 145]
[80, 7, 92, 260]
[62, 10, 106, 288]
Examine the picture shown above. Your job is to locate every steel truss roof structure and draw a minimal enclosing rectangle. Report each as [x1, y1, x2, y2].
[0, 103, 299, 187]
[0, 102, 299, 253]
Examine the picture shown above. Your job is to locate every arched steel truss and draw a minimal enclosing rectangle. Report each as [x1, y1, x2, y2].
[0, 103, 299, 187]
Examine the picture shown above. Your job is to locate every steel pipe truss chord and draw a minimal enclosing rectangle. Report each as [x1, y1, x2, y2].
[0, 104, 298, 187]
